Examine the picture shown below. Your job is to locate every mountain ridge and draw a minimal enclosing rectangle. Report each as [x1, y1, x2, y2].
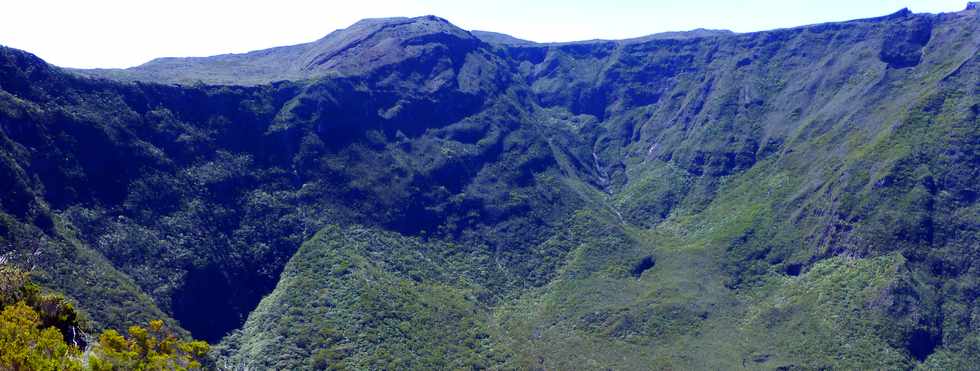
[70, 15, 479, 85]
[67, 6, 973, 86]
[0, 4, 978, 369]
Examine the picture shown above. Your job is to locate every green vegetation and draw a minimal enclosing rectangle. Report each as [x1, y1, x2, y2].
[0, 5, 978, 369]
[90, 320, 210, 371]
[0, 301, 82, 370]
[0, 267, 210, 370]
[218, 226, 505, 369]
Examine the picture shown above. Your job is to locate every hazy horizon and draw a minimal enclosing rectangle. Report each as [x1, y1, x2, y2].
[1, 0, 969, 69]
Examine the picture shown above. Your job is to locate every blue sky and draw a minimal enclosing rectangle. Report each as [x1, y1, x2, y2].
[0, 0, 969, 68]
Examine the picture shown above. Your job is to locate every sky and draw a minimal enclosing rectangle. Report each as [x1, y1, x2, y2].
[0, 0, 969, 68]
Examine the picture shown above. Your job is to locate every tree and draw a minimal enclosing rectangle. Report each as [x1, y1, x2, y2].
[0, 301, 83, 371]
[0, 267, 210, 370]
[90, 320, 210, 371]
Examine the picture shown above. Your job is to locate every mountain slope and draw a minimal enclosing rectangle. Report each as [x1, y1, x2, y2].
[73, 16, 481, 85]
[0, 5, 978, 369]
[2, 18, 594, 343]
[216, 225, 504, 369]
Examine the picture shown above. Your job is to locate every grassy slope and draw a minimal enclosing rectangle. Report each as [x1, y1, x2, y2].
[0, 209, 176, 334]
[216, 226, 506, 370]
[494, 62, 978, 371]
[161, 9, 980, 368]
[488, 10, 979, 369]
[0, 7, 977, 370]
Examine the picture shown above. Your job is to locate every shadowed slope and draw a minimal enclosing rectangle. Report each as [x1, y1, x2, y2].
[0, 5, 978, 369]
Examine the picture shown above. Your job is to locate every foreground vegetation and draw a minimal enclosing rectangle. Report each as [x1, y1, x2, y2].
[0, 267, 209, 370]
[0, 4, 977, 369]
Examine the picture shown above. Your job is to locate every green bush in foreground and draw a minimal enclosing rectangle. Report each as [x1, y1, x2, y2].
[0, 301, 82, 370]
[90, 319, 210, 371]
[0, 267, 210, 370]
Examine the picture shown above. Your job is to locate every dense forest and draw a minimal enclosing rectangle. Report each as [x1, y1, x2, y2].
[0, 4, 978, 369]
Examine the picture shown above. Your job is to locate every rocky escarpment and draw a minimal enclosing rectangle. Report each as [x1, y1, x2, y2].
[1, 5, 979, 369]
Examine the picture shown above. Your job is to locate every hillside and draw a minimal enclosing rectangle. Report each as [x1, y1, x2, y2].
[1, 4, 978, 369]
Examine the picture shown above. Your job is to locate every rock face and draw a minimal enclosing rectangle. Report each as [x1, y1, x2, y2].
[2, 7, 980, 370]
[879, 11, 934, 68]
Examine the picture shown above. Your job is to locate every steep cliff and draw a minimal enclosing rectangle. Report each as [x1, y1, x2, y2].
[0, 5, 978, 369]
